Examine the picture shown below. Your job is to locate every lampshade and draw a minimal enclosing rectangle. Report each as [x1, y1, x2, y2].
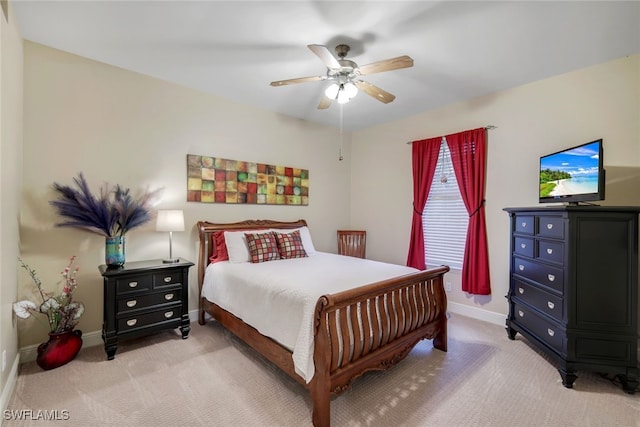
[156, 210, 185, 232]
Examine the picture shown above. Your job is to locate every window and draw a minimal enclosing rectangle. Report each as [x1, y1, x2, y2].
[422, 139, 468, 270]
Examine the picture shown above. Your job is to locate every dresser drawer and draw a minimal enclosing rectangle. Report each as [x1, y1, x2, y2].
[514, 237, 534, 258]
[116, 274, 152, 294]
[117, 289, 181, 314]
[513, 302, 565, 353]
[153, 270, 183, 288]
[537, 216, 564, 239]
[513, 257, 564, 293]
[514, 215, 534, 235]
[512, 280, 563, 322]
[117, 304, 181, 332]
[537, 240, 564, 264]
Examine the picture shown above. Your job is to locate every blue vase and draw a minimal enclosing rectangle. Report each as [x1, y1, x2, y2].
[105, 236, 125, 268]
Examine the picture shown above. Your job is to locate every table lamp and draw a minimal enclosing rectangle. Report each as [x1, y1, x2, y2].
[156, 210, 185, 263]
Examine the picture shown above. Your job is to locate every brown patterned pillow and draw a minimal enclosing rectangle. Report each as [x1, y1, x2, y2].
[275, 230, 308, 259]
[245, 232, 280, 263]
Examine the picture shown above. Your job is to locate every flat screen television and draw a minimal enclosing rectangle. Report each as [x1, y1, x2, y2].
[539, 139, 605, 205]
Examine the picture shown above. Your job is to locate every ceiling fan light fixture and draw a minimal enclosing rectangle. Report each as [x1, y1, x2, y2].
[337, 89, 350, 104]
[343, 82, 358, 99]
[325, 83, 340, 99]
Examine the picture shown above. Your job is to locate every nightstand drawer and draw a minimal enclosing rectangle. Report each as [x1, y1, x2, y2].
[153, 270, 183, 288]
[512, 280, 563, 322]
[118, 305, 181, 331]
[116, 274, 152, 294]
[117, 289, 182, 314]
[513, 302, 564, 353]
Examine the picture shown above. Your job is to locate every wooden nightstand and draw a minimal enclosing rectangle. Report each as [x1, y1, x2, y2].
[99, 258, 194, 360]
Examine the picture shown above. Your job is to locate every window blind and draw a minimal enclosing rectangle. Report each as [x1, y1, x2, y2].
[422, 141, 468, 270]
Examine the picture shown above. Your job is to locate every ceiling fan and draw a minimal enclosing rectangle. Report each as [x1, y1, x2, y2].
[270, 44, 413, 109]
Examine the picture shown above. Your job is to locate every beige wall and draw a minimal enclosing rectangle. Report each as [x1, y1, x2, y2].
[351, 54, 640, 320]
[19, 41, 351, 348]
[15, 42, 640, 349]
[0, 0, 23, 410]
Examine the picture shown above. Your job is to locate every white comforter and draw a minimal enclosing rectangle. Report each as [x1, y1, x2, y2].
[201, 252, 418, 383]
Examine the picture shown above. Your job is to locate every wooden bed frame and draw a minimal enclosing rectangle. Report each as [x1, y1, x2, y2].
[197, 219, 449, 427]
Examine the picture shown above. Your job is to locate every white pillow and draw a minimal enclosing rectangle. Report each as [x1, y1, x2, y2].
[224, 229, 273, 263]
[270, 226, 316, 254]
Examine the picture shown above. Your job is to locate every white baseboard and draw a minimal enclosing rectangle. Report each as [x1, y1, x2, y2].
[447, 301, 506, 326]
[0, 352, 20, 423]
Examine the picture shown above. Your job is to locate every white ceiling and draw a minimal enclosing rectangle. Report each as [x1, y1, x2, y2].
[11, 1, 640, 131]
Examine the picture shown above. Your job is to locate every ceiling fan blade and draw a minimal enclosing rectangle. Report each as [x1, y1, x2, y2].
[317, 96, 332, 110]
[307, 44, 341, 69]
[270, 76, 326, 86]
[354, 80, 396, 104]
[356, 55, 414, 76]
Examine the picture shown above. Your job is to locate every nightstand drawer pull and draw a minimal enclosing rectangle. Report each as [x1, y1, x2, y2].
[126, 319, 137, 327]
[520, 243, 527, 249]
[547, 223, 553, 230]
[521, 221, 527, 228]
[547, 301, 555, 309]
[518, 287, 524, 294]
[547, 274, 555, 282]
[164, 311, 174, 318]
[126, 300, 137, 308]
[547, 248, 553, 255]
[128, 281, 138, 288]
[547, 328, 555, 337]
[518, 310, 524, 318]
[163, 277, 172, 283]
[164, 293, 174, 301]
[518, 264, 525, 271]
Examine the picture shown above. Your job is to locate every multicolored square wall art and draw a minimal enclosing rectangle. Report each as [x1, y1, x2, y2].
[186, 154, 309, 205]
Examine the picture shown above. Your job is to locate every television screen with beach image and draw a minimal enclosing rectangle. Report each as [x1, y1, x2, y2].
[539, 140, 602, 200]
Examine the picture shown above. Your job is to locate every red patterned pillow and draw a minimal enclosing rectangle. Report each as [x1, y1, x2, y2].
[209, 231, 229, 264]
[245, 232, 281, 263]
[275, 230, 308, 259]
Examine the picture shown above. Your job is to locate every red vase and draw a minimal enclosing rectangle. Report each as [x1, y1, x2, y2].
[36, 330, 83, 370]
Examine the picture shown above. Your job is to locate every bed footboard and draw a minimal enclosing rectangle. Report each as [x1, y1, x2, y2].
[310, 265, 449, 427]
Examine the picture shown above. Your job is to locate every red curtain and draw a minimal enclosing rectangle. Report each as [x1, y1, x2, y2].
[406, 137, 442, 270]
[446, 128, 491, 295]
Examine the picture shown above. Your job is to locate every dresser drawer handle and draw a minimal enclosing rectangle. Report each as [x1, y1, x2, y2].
[128, 281, 138, 288]
[518, 310, 524, 318]
[547, 274, 555, 282]
[520, 243, 527, 249]
[164, 311, 174, 318]
[163, 277, 172, 283]
[518, 287, 524, 294]
[521, 221, 527, 228]
[546, 248, 553, 255]
[164, 293, 175, 300]
[518, 264, 525, 271]
[126, 319, 137, 327]
[126, 300, 137, 308]
[547, 301, 555, 310]
[546, 223, 553, 230]
[547, 328, 555, 337]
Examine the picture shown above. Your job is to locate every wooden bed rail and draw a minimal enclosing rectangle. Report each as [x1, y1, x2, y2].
[310, 266, 450, 427]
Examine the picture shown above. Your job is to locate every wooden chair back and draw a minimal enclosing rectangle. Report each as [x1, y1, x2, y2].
[337, 230, 366, 258]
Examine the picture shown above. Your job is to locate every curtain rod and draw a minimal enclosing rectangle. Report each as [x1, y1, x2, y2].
[406, 125, 497, 144]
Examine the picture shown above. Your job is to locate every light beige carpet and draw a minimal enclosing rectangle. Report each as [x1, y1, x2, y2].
[5, 313, 639, 426]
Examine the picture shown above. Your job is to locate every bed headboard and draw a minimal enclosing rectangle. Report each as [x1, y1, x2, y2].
[196, 219, 308, 322]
